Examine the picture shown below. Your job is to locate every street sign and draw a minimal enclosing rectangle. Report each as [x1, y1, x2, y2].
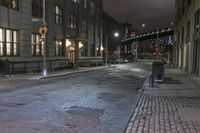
[39, 25, 48, 36]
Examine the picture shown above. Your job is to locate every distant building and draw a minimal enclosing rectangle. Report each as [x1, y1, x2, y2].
[174, 0, 200, 75]
[103, 12, 121, 61]
[0, 0, 119, 73]
[120, 22, 136, 59]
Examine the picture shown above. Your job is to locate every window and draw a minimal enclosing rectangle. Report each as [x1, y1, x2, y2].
[182, 0, 185, 15]
[69, 13, 77, 30]
[90, 0, 94, 14]
[186, 21, 190, 43]
[0, 28, 19, 56]
[72, 0, 79, 3]
[83, 0, 87, 9]
[195, 10, 200, 33]
[32, 0, 43, 18]
[55, 40, 62, 56]
[187, 0, 191, 6]
[55, 5, 62, 25]
[0, 0, 19, 10]
[81, 19, 87, 34]
[32, 33, 43, 56]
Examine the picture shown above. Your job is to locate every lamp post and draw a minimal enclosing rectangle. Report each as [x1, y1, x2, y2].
[135, 24, 146, 62]
[42, 0, 47, 76]
[105, 32, 119, 65]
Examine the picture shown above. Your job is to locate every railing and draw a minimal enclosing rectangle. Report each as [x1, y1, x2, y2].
[0, 59, 72, 74]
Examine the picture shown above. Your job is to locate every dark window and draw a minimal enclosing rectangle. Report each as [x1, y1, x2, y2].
[69, 13, 77, 30]
[182, 0, 185, 15]
[55, 5, 62, 25]
[195, 10, 200, 33]
[0, 0, 19, 10]
[90, 0, 94, 14]
[32, 33, 43, 56]
[186, 21, 190, 43]
[187, 0, 191, 6]
[81, 18, 87, 34]
[32, 0, 43, 18]
[0, 28, 19, 56]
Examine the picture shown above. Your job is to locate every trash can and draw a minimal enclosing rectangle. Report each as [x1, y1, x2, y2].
[0, 60, 4, 72]
[4, 59, 11, 75]
[152, 61, 164, 83]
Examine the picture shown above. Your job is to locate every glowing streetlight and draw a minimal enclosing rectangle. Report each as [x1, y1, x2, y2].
[105, 32, 119, 65]
[114, 32, 119, 37]
[142, 24, 146, 27]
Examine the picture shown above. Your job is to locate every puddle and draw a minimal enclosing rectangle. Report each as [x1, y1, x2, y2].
[0, 102, 27, 107]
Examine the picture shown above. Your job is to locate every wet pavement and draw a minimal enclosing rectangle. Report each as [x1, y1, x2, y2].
[0, 66, 147, 133]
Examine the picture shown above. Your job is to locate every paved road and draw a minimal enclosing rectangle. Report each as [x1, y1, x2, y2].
[0, 64, 149, 133]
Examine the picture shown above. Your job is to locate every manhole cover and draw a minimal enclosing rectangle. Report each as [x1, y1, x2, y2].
[65, 107, 104, 129]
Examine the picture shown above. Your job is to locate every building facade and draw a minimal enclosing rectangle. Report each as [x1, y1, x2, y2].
[174, 0, 200, 75]
[103, 12, 121, 61]
[0, 0, 107, 73]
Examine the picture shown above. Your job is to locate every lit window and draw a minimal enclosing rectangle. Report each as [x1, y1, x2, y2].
[0, 28, 19, 56]
[83, 0, 87, 9]
[55, 5, 63, 25]
[69, 13, 77, 30]
[72, 0, 79, 3]
[32, 33, 43, 56]
[55, 40, 62, 56]
[0, 0, 19, 10]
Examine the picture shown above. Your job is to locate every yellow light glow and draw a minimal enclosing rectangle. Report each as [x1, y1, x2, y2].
[66, 39, 71, 47]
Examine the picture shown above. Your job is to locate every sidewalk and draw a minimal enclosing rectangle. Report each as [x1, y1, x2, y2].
[0, 66, 107, 82]
[126, 67, 200, 133]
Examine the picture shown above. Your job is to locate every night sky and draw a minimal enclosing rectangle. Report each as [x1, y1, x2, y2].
[103, 0, 175, 33]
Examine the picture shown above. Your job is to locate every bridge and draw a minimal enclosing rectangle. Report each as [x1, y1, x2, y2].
[121, 28, 174, 44]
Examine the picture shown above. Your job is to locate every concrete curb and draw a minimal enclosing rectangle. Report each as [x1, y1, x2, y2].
[29, 66, 108, 80]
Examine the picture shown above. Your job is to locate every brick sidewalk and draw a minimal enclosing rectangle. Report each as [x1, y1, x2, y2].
[126, 93, 200, 133]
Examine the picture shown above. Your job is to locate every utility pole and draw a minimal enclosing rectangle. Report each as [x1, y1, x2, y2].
[74, 1, 80, 69]
[105, 36, 108, 65]
[135, 41, 138, 61]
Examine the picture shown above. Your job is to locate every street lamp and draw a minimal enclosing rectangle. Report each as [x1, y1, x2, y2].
[105, 32, 119, 65]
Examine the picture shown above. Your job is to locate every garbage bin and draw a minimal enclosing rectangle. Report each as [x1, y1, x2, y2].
[4, 59, 11, 75]
[0, 60, 4, 72]
[152, 61, 164, 83]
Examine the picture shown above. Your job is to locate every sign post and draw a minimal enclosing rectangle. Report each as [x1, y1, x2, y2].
[40, 0, 48, 76]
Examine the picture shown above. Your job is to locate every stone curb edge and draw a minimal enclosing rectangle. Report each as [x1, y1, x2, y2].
[29, 66, 108, 80]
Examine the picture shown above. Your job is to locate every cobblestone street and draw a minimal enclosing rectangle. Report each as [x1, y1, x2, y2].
[126, 93, 200, 133]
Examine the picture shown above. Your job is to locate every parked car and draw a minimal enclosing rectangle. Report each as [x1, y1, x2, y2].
[110, 59, 125, 64]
